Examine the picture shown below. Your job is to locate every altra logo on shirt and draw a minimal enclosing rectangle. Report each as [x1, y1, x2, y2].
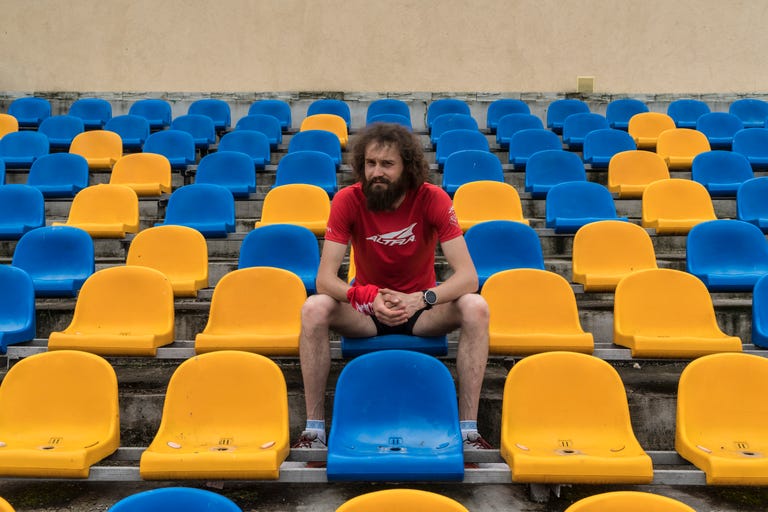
[366, 223, 417, 246]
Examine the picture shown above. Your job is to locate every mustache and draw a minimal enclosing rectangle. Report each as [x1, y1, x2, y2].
[369, 177, 391, 184]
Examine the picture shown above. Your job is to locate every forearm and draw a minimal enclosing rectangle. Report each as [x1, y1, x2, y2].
[429, 267, 479, 305]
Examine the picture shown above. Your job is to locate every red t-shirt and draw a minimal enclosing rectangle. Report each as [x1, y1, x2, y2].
[326, 182, 463, 293]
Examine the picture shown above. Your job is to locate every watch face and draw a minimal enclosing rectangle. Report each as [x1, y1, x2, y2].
[424, 290, 437, 305]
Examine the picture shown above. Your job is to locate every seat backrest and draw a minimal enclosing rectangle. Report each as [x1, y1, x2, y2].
[163, 183, 235, 229]
[495, 113, 544, 146]
[430, 113, 479, 145]
[581, 128, 637, 165]
[442, 149, 503, 195]
[8, 97, 51, 128]
[737, 176, 768, 226]
[545, 181, 619, 225]
[104, 114, 150, 147]
[641, 178, 717, 229]
[170, 114, 216, 145]
[0, 184, 45, 237]
[564, 490, 696, 512]
[336, 489, 469, 512]
[68, 98, 112, 129]
[465, 220, 545, 285]
[732, 127, 768, 160]
[667, 98, 711, 129]
[0, 131, 49, 162]
[238, 224, 319, 291]
[561, 112, 609, 147]
[307, 99, 351, 128]
[195, 150, 257, 197]
[27, 153, 90, 198]
[274, 150, 337, 196]
[655, 128, 711, 165]
[110, 153, 172, 195]
[686, 219, 768, 272]
[435, 128, 490, 166]
[546, 98, 590, 133]
[38, 115, 84, 148]
[524, 149, 586, 198]
[607, 150, 670, 198]
[287, 129, 342, 165]
[695, 112, 744, 145]
[66, 184, 139, 232]
[188, 98, 231, 131]
[453, 181, 527, 230]
[507, 128, 562, 165]
[729, 98, 768, 128]
[605, 98, 649, 130]
[0, 114, 18, 138]
[109, 487, 242, 512]
[69, 130, 123, 166]
[299, 114, 348, 147]
[366, 98, 411, 125]
[0, 265, 36, 344]
[628, 112, 676, 147]
[143, 129, 197, 166]
[217, 129, 271, 166]
[257, 183, 331, 233]
[128, 99, 173, 130]
[234, 114, 282, 145]
[486, 99, 530, 132]
[427, 98, 471, 129]
[248, 99, 292, 130]
[691, 150, 753, 193]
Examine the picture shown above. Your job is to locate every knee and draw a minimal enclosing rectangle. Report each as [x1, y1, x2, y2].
[301, 294, 337, 328]
[458, 293, 489, 327]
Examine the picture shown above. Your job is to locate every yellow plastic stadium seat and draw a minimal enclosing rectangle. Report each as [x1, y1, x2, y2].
[607, 150, 670, 198]
[572, 220, 658, 292]
[300, 113, 349, 148]
[565, 491, 696, 512]
[0, 350, 119, 478]
[500, 351, 653, 484]
[656, 128, 711, 169]
[347, 246, 356, 283]
[48, 266, 175, 356]
[0, 497, 14, 512]
[195, 267, 306, 355]
[613, 268, 742, 358]
[627, 112, 676, 150]
[140, 350, 290, 480]
[336, 489, 469, 512]
[641, 178, 717, 234]
[126, 225, 209, 297]
[481, 269, 593, 354]
[69, 130, 123, 169]
[110, 153, 172, 196]
[255, 183, 330, 236]
[676, 352, 768, 485]
[452, 180, 529, 231]
[0, 113, 19, 139]
[52, 184, 140, 238]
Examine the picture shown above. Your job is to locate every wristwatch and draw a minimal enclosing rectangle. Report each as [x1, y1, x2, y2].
[422, 289, 437, 310]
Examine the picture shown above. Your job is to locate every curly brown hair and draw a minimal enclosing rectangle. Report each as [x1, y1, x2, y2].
[350, 123, 430, 190]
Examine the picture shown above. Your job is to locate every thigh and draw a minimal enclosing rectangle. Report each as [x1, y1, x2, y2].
[326, 297, 380, 338]
[411, 301, 462, 337]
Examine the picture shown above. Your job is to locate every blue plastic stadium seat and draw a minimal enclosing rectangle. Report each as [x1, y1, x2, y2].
[157, 183, 235, 237]
[68, 98, 112, 130]
[562, 112, 610, 150]
[188, 98, 231, 132]
[248, 99, 292, 131]
[465, 220, 545, 287]
[441, 149, 504, 196]
[486, 99, 530, 133]
[340, 334, 449, 358]
[667, 99, 711, 129]
[366, 99, 412, 126]
[38, 115, 84, 150]
[326, 350, 463, 481]
[582, 128, 637, 169]
[0, 131, 49, 168]
[737, 177, 768, 232]
[0, 265, 36, 354]
[287, 130, 342, 167]
[605, 98, 649, 130]
[142, 130, 196, 170]
[729, 98, 768, 129]
[430, 113, 479, 147]
[128, 99, 173, 131]
[170, 114, 216, 151]
[0, 159, 4, 185]
[274, 150, 337, 197]
[366, 113, 413, 130]
[26, 153, 89, 198]
[546, 98, 590, 134]
[752, 274, 768, 348]
[307, 99, 352, 129]
[109, 487, 242, 512]
[427, 98, 471, 131]
[695, 112, 744, 150]
[546, 181, 627, 234]
[495, 113, 544, 148]
[8, 97, 51, 129]
[105, 114, 150, 151]
[686, 219, 768, 292]
[507, 128, 562, 168]
[0, 185, 45, 239]
[12, 226, 94, 297]
[732, 128, 768, 170]
[525, 149, 586, 198]
[195, 151, 256, 197]
[435, 128, 489, 168]
[217, 130, 271, 169]
[239, 224, 320, 293]
[691, 150, 753, 197]
[235, 114, 283, 148]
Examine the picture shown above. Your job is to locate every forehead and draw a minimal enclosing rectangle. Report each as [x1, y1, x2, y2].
[364, 141, 402, 161]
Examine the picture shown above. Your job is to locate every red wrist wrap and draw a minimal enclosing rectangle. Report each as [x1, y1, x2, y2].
[346, 285, 379, 316]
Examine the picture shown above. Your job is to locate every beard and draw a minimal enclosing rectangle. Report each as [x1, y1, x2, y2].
[362, 176, 409, 211]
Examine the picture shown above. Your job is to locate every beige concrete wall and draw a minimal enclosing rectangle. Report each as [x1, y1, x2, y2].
[1, 0, 766, 94]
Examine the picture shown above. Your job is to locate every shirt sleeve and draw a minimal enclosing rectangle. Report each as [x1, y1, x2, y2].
[324, 186, 355, 245]
[429, 186, 463, 243]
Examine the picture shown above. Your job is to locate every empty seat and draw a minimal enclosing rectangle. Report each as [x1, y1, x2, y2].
[143, 129, 196, 169]
[68, 97, 112, 130]
[126, 225, 208, 297]
[139, 351, 290, 480]
[0, 114, 18, 139]
[545, 181, 627, 234]
[170, 114, 216, 151]
[109, 487, 242, 512]
[0, 497, 13, 512]
[156, 183, 235, 237]
[300, 113, 348, 149]
[453, 180, 528, 231]
[546, 98, 590, 134]
[427, 98, 471, 131]
[691, 150, 753, 196]
[0, 131, 49, 168]
[441, 149, 503, 196]
[605, 98, 649, 130]
[188, 98, 231, 132]
[495, 113, 544, 148]
[69, 130, 123, 169]
[695, 111, 744, 149]
[667, 98, 711, 129]
[248, 99, 292, 131]
[732, 127, 768, 169]
[582, 128, 637, 169]
[8, 97, 51, 129]
[0, 184, 45, 239]
[235, 113, 283, 148]
[195, 267, 305, 354]
[524, 149, 586, 198]
[274, 150, 337, 197]
[465, 220, 545, 288]
[38, 114, 84, 150]
[613, 268, 742, 357]
[430, 113, 479, 147]
[238, 223, 320, 293]
[27, 153, 90, 198]
[366, 98, 412, 126]
[366, 112, 412, 129]
[751, 274, 768, 348]
[327, 350, 464, 482]
[337, 489, 469, 512]
[128, 98, 173, 131]
[109, 152, 172, 196]
[676, 352, 768, 485]
[486, 98, 530, 133]
[500, 351, 653, 484]
[729, 98, 768, 128]
[307, 98, 351, 129]
[104, 114, 150, 150]
[12, 226, 94, 298]
[0, 350, 119, 478]
[0, 265, 35, 353]
[655, 128, 711, 169]
[52, 184, 139, 238]
[217, 129, 271, 168]
[255, 183, 331, 236]
[195, 150, 257, 197]
[507, 128, 561, 168]
[435, 128, 490, 168]
[737, 176, 768, 232]
[686, 219, 768, 292]
[482, 269, 593, 354]
[607, 150, 670, 198]
[565, 491, 696, 512]
[287, 129, 342, 167]
[48, 266, 175, 356]
[641, 178, 717, 234]
[628, 112, 676, 149]
[562, 112, 609, 150]
[572, 220, 657, 292]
